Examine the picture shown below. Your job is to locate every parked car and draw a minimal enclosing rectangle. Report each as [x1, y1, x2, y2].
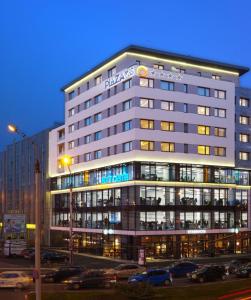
[226, 258, 251, 274]
[0, 271, 32, 289]
[42, 266, 83, 283]
[168, 261, 199, 277]
[41, 251, 69, 264]
[21, 248, 35, 259]
[4, 240, 27, 257]
[128, 269, 172, 286]
[187, 265, 227, 283]
[235, 262, 251, 278]
[64, 270, 116, 289]
[104, 264, 146, 280]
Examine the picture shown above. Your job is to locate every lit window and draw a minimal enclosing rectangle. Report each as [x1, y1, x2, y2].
[239, 152, 249, 161]
[197, 106, 210, 116]
[183, 84, 188, 93]
[123, 79, 132, 90]
[153, 64, 164, 70]
[68, 124, 75, 133]
[139, 78, 154, 88]
[161, 142, 175, 152]
[68, 141, 75, 149]
[108, 66, 116, 78]
[161, 101, 174, 111]
[94, 131, 102, 141]
[140, 119, 154, 129]
[94, 150, 102, 159]
[214, 147, 226, 156]
[85, 153, 91, 161]
[197, 87, 210, 97]
[239, 133, 249, 143]
[123, 99, 132, 111]
[140, 98, 154, 108]
[212, 75, 221, 80]
[58, 143, 65, 154]
[94, 112, 102, 122]
[240, 116, 249, 125]
[123, 120, 132, 132]
[84, 99, 91, 109]
[140, 140, 154, 151]
[84, 135, 91, 144]
[172, 67, 185, 73]
[239, 98, 249, 107]
[214, 89, 226, 99]
[160, 80, 174, 91]
[94, 94, 102, 104]
[68, 90, 75, 100]
[123, 141, 132, 152]
[214, 127, 226, 137]
[197, 125, 210, 135]
[68, 108, 75, 117]
[161, 121, 174, 131]
[84, 117, 92, 126]
[95, 75, 102, 85]
[214, 108, 226, 118]
[197, 145, 210, 155]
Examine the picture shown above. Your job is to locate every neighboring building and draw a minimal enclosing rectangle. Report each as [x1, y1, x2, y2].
[0, 128, 54, 245]
[49, 45, 251, 259]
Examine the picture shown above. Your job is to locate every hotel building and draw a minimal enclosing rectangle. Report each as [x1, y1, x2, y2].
[49, 46, 251, 259]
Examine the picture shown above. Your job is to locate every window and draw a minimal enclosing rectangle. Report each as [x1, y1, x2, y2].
[94, 112, 102, 122]
[240, 116, 249, 125]
[173, 67, 185, 73]
[84, 99, 91, 109]
[94, 94, 102, 104]
[58, 143, 65, 154]
[184, 123, 188, 133]
[198, 87, 210, 97]
[84, 117, 92, 126]
[212, 74, 221, 80]
[161, 121, 174, 131]
[123, 79, 132, 90]
[214, 108, 226, 118]
[68, 141, 75, 149]
[197, 106, 210, 116]
[68, 124, 75, 133]
[239, 152, 249, 161]
[214, 127, 226, 137]
[114, 105, 117, 114]
[86, 81, 89, 90]
[197, 145, 210, 155]
[114, 145, 117, 154]
[140, 78, 154, 88]
[85, 135, 91, 144]
[123, 120, 132, 132]
[94, 150, 102, 159]
[68, 108, 75, 117]
[94, 131, 102, 141]
[85, 153, 91, 161]
[140, 119, 154, 129]
[197, 125, 210, 135]
[161, 101, 174, 111]
[214, 89, 226, 99]
[77, 87, 80, 95]
[183, 84, 188, 93]
[161, 142, 175, 152]
[160, 80, 174, 91]
[239, 98, 249, 107]
[107, 107, 111, 117]
[153, 64, 164, 69]
[107, 127, 110, 137]
[214, 147, 226, 156]
[123, 141, 132, 152]
[140, 140, 154, 151]
[95, 75, 102, 85]
[108, 66, 116, 78]
[184, 144, 188, 153]
[68, 90, 75, 100]
[183, 103, 188, 113]
[58, 129, 65, 140]
[107, 89, 110, 98]
[140, 98, 154, 108]
[114, 125, 117, 134]
[123, 99, 132, 111]
[239, 133, 249, 143]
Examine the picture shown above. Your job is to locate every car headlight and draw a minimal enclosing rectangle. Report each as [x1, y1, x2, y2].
[130, 279, 137, 282]
[192, 274, 197, 279]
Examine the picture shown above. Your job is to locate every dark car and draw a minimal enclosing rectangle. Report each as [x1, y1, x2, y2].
[128, 269, 172, 286]
[21, 248, 35, 259]
[43, 266, 83, 283]
[168, 261, 199, 277]
[64, 270, 116, 289]
[188, 265, 227, 283]
[227, 258, 251, 274]
[236, 262, 251, 278]
[41, 252, 69, 264]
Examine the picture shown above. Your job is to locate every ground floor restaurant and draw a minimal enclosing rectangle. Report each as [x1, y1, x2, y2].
[50, 230, 251, 260]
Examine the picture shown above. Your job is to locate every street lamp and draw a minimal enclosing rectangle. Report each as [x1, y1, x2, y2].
[60, 154, 74, 265]
[7, 124, 41, 300]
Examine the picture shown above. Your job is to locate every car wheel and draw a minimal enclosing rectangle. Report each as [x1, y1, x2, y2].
[73, 283, 80, 290]
[221, 275, 226, 281]
[16, 283, 24, 289]
[199, 277, 204, 283]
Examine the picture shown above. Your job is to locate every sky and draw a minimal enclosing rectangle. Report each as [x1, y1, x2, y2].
[0, 0, 251, 149]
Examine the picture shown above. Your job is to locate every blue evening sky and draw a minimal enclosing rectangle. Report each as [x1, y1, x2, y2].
[0, 0, 250, 149]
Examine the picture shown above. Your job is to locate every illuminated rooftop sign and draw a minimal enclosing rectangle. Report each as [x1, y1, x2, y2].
[101, 172, 129, 184]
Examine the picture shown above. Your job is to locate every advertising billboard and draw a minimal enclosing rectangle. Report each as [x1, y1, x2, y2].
[3, 214, 26, 234]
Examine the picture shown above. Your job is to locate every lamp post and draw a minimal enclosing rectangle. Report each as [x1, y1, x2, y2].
[60, 155, 74, 265]
[8, 124, 41, 300]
